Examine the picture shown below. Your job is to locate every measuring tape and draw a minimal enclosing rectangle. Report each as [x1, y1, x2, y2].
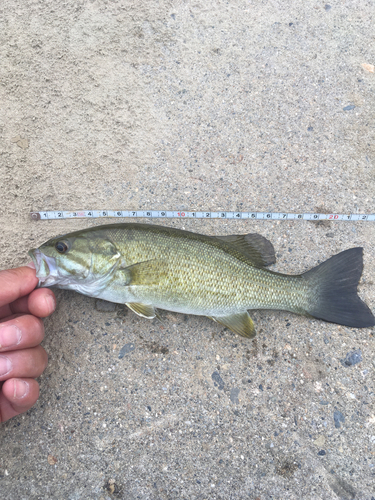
[30, 210, 375, 221]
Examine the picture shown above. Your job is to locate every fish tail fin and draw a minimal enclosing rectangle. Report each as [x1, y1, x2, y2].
[302, 248, 375, 328]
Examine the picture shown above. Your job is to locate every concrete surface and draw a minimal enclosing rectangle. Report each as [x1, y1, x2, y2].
[1, 0, 375, 498]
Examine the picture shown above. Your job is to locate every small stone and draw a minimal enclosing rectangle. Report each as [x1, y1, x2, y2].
[317, 450, 326, 456]
[211, 371, 224, 390]
[334, 410, 345, 428]
[324, 4, 331, 11]
[118, 343, 135, 359]
[362, 63, 374, 73]
[11, 135, 21, 142]
[104, 479, 120, 495]
[17, 138, 29, 149]
[230, 387, 240, 404]
[314, 435, 326, 447]
[47, 454, 58, 465]
[343, 105, 355, 111]
[340, 349, 362, 367]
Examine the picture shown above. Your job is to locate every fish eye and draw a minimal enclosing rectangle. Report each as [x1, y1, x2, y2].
[55, 241, 69, 254]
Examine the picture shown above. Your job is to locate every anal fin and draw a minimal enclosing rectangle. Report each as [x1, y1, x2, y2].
[209, 312, 256, 338]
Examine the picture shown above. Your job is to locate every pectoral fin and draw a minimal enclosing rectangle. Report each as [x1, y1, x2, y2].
[126, 302, 161, 320]
[209, 312, 256, 338]
[117, 259, 167, 286]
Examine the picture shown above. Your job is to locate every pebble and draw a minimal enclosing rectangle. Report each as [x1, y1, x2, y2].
[314, 435, 326, 447]
[118, 343, 135, 359]
[211, 371, 225, 390]
[340, 349, 362, 367]
[230, 388, 240, 404]
[343, 104, 355, 111]
[333, 411, 345, 429]
[317, 450, 326, 456]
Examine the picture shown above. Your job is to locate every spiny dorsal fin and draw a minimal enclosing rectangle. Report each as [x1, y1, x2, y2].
[209, 312, 256, 338]
[212, 233, 276, 267]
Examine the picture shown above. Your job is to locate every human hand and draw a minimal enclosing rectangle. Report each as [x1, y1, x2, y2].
[0, 265, 55, 423]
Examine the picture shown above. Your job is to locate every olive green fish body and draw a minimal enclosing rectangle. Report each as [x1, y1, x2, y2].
[28, 223, 375, 338]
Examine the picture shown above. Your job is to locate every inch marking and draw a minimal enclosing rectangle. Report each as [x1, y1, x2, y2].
[30, 210, 375, 221]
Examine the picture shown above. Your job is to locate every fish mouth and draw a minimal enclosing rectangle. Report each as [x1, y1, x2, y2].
[28, 249, 61, 287]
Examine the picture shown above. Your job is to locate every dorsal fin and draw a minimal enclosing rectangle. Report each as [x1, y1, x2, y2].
[212, 233, 276, 267]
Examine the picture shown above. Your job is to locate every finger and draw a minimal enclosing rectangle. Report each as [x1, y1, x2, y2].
[0, 346, 48, 381]
[0, 266, 38, 309]
[0, 315, 45, 352]
[1, 288, 56, 319]
[0, 378, 40, 423]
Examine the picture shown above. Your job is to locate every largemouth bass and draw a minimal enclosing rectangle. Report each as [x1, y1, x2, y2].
[28, 223, 375, 338]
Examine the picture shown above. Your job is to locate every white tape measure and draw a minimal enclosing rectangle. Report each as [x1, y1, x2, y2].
[30, 210, 375, 221]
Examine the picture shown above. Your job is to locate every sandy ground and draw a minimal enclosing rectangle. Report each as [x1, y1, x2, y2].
[1, 0, 375, 498]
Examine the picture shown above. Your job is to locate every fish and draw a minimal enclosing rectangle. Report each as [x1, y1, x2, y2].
[28, 223, 375, 338]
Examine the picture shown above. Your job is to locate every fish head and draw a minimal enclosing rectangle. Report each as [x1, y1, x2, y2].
[28, 230, 121, 295]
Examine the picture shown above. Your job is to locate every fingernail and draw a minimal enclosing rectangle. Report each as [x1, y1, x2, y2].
[14, 380, 29, 399]
[26, 261, 36, 269]
[45, 294, 56, 314]
[0, 325, 22, 349]
[0, 355, 12, 376]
